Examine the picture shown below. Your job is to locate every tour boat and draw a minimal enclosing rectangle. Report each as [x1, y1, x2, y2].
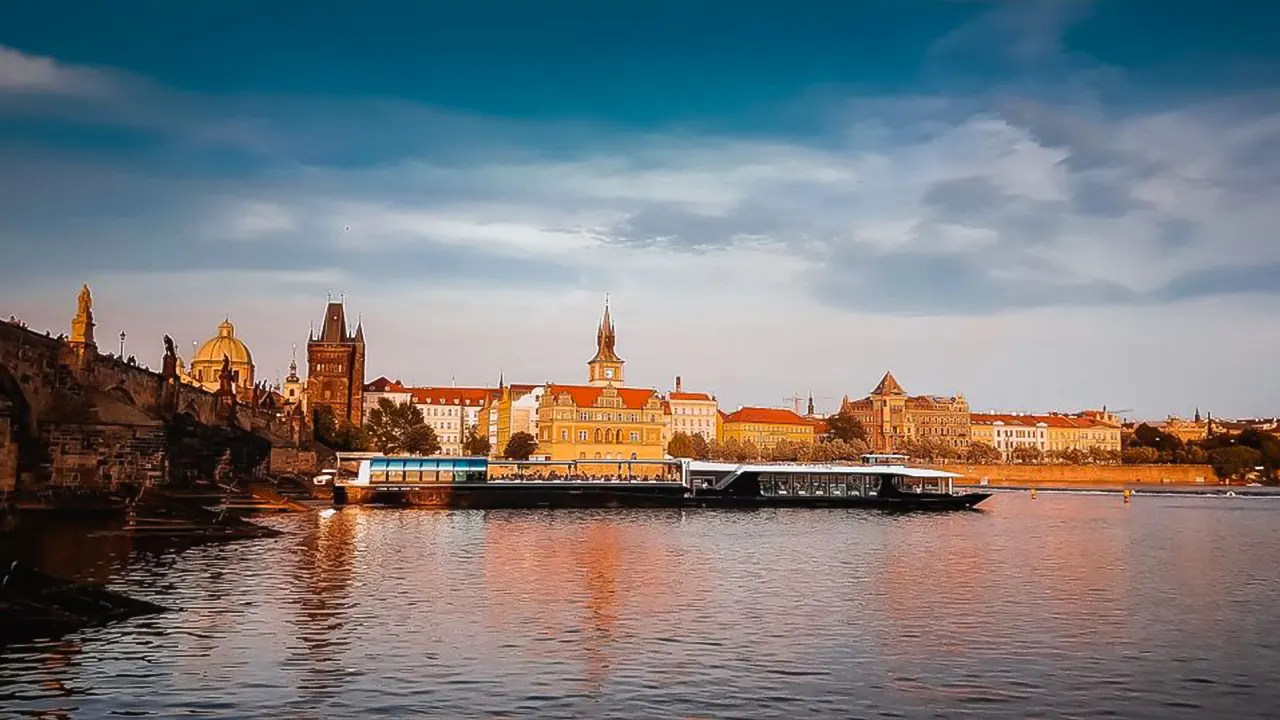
[331, 453, 990, 511]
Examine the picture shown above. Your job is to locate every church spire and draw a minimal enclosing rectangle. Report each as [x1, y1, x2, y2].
[587, 295, 624, 386]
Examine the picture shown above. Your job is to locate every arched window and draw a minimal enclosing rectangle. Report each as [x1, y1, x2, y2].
[616, 427, 623, 443]
[594, 428, 603, 443]
[579, 452, 586, 459]
[605, 429, 614, 443]
[594, 452, 602, 459]
[630, 452, 638, 460]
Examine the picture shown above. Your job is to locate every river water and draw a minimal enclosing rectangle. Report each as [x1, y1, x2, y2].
[2, 492, 1278, 718]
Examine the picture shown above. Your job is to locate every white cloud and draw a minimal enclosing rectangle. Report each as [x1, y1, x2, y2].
[0, 45, 117, 97]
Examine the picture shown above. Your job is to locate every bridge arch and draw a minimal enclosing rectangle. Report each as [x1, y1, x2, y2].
[105, 384, 138, 407]
[0, 363, 40, 488]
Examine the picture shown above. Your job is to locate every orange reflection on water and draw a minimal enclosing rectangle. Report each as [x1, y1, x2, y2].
[481, 513, 705, 689]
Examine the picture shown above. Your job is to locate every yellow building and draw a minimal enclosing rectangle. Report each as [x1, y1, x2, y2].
[480, 381, 543, 459]
[970, 422, 995, 448]
[1155, 413, 1210, 444]
[840, 371, 970, 453]
[188, 319, 255, 400]
[533, 301, 667, 463]
[721, 407, 816, 450]
[1045, 415, 1123, 454]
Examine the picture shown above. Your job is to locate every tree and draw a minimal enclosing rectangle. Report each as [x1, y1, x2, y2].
[503, 431, 538, 460]
[312, 404, 372, 452]
[966, 442, 1002, 464]
[1010, 445, 1044, 464]
[667, 432, 696, 459]
[1209, 446, 1263, 480]
[707, 438, 759, 463]
[766, 439, 804, 462]
[1122, 446, 1160, 464]
[462, 425, 491, 457]
[1131, 423, 1183, 453]
[365, 397, 439, 455]
[823, 411, 868, 443]
[1050, 448, 1089, 465]
[1088, 446, 1119, 465]
[690, 433, 711, 460]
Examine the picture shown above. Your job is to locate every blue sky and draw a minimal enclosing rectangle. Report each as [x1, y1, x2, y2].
[2, 0, 1279, 418]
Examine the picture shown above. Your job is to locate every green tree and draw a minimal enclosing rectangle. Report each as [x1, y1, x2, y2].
[1209, 446, 1263, 480]
[1011, 445, 1044, 464]
[966, 442, 1002, 464]
[823, 411, 868, 443]
[1131, 423, 1183, 453]
[666, 432, 696, 459]
[766, 439, 804, 462]
[462, 425, 491, 457]
[365, 397, 440, 455]
[312, 404, 372, 452]
[503, 431, 539, 460]
[690, 433, 711, 460]
[1123, 446, 1160, 464]
[1088, 446, 1118, 465]
[1051, 448, 1089, 465]
[708, 438, 759, 463]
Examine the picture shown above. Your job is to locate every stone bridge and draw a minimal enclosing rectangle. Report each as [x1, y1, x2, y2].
[1, 316, 307, 496]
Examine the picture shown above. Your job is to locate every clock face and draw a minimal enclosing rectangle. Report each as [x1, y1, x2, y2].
[605, 368, 614, 378]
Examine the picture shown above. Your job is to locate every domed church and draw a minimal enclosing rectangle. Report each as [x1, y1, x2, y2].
[188, 318, 255, 398]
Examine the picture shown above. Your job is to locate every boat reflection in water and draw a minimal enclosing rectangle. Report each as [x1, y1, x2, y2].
[333, 454, 990, 511]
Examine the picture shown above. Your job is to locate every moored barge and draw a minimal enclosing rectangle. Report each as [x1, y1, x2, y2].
[332, 454, 990, 511]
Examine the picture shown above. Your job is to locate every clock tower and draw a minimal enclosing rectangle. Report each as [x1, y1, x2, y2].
[587, 297, 624, 387]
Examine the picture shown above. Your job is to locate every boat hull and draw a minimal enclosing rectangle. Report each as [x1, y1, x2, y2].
[334, 484, 990, 511]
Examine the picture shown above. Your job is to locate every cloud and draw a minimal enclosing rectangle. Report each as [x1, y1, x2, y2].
[0, 45, 118, 97]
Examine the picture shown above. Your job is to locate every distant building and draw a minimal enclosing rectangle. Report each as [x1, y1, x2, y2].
[720, 406, 816, 450]
[663, 376, 718, 445]
[1152, 411, 1210, 443]
[481, 380, 543, 458]
[363, 377, 491, 455]
[971, 412, 1121, 460]
[533, 300, 668, 463]
[188, 319, 255, 401]
[307, 298, 366, 426]
[840, 372, 970, 454]
[970, 414, 1048, 461]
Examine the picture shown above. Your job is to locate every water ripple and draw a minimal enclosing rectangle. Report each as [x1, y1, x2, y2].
[2, 497, 1279, 717]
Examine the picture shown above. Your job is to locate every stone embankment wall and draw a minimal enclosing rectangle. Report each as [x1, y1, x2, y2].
[941, 463, 1220, 487]
[45, 424, 167, 488]
[0, 416, 16, 493]
[269, 447, 324, 476]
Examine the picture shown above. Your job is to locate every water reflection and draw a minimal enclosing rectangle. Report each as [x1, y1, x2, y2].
[1, 497, 1279, 718]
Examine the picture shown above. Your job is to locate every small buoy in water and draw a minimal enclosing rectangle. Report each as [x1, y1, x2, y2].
[1226, 491, 1236, 498]
[1123, 489, 1131, 503]
[319, 508, 337, 519]
[1029, 489, 1037, 499]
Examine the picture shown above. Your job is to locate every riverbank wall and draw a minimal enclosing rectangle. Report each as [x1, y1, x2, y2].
[942, 463, 1221, 488]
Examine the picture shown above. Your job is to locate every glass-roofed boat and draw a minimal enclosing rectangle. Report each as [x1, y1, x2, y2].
[332, 454, 989, 510]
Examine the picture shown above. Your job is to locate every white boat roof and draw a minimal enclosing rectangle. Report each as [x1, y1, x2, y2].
[685, 461, 962, 479]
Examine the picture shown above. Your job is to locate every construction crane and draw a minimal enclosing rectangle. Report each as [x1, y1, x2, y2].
[781, 392, 839, 416]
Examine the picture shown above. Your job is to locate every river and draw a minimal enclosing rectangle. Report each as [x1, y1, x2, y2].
[2, 492, 1278, 718]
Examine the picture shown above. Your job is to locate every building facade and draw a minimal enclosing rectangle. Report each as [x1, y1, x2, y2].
[363, 377, 491, 455]
[307, 299, 366, 426]
[840, 371, 971, 453]
[970, 414, 1049, 461]
[533, 302, 666, 463]
[663, 376, 718, 445]
[721, 407, 816, 450]
[483, 382, 544, 459]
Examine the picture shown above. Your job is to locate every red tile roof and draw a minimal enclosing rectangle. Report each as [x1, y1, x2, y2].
[724, 407, 814, 426]
[546, 384, 659, 410]
[409, 387, 493, 407]
[365, 377, 408, 393]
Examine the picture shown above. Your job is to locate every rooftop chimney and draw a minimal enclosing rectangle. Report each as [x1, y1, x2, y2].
[675, 376, 683, 392]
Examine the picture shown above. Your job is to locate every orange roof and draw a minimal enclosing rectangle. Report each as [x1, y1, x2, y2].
[365, 376, 408, 393]
[409, 386, 493, 407]
[545, 384, 658, 410]
[669, 391, 714, 402]
[810, 419, 830, 435]
[724, 406, 814, 426]
[972, 413, 1114, 429]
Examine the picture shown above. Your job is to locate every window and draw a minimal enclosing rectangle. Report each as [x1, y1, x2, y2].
[561, 429, 568, 441]
[578, 430, 588, 441]
[630, 431, 640, 443]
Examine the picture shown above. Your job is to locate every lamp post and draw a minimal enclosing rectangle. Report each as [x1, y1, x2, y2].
[119, 330, 126, 357]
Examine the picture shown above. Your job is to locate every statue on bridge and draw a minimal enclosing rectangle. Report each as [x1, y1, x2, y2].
[162, 335, 178, 379]
[70, 284, 96, 346]
[217, 354, 235, 396]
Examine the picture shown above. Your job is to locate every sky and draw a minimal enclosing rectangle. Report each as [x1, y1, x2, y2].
[2, 0, 1279, 419]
